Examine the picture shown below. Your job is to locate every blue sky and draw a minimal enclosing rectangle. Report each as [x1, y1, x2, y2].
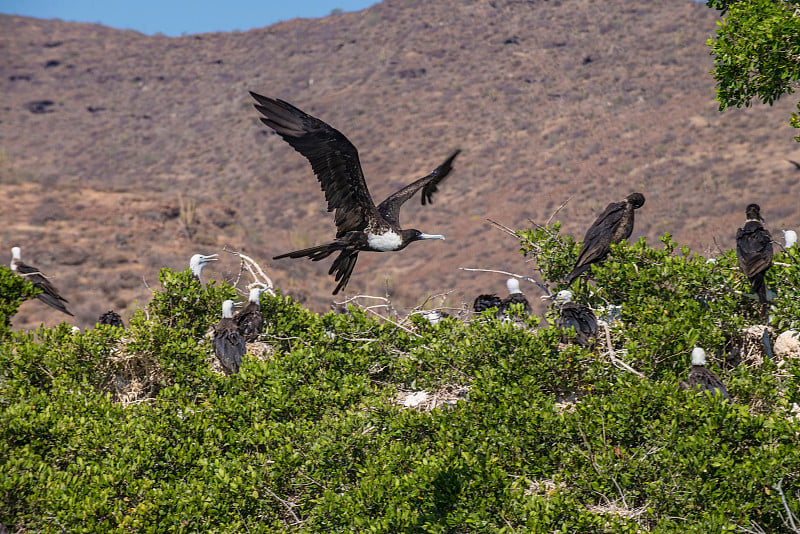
[2, 0, 380, 36]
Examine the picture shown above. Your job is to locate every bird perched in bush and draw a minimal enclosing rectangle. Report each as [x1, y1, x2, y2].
[97, 310, 124, 328]
[473, 293, 503, 313]
[736, 204, 773, 319]
[213, 300, 246, 375]
[190, 253, 218, 281]
[551, 290, 598, 348]
[679, 347, 730, 401]
[563, 193, 645, 286]
[498, 278, 531, 316]
[10, 246, 73, 316]
[234, 287, 265, 342]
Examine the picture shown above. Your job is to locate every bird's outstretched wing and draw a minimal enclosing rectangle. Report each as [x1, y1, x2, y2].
[250, 92, 376, 236]
[377, 149, 461, 227]
[15, 261, 73, 316]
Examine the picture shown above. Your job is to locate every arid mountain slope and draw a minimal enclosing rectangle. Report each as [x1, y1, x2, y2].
[1, 0, 798, 328]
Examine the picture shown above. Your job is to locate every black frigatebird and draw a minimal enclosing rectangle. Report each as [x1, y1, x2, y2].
[679, 347, 730, 401]
[234, 287, 265, 342]
[10, 246, 73, 316]
[213, 299, 246, 375]
[563, 192, 645, 286]
[250, 92, 460, 294]
[498, 278, 531, 316]
[736, 203, 773, 318]
[551, 289, 598, 348]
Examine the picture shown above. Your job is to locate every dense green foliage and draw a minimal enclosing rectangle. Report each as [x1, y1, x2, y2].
[0, 265, 37, 340]
[2, 233, 800, 532]
[706, 0, 800, 139]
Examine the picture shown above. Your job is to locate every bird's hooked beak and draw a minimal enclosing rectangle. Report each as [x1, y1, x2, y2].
[418, 233, 445, 241]
[200, 254, 219, 264]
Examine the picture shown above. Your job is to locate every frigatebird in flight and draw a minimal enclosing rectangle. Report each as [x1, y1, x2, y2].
[250, 92, 460, 294]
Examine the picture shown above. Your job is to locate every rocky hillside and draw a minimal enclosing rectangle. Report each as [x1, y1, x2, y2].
[1, 0, 798, 328]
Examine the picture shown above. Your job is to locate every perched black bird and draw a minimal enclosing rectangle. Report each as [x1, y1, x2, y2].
[250, 92, 460, 294]
[736, 204, 773, 317]
[563, 193, 646, 286]
[679, 347, 730, 401]
[234, 287, 265, 342]
[473, 293, 503, 313]
[98, 310, 124, 328]
[498, 278, 531, 316]
[190, 253, 218, 281]
[552, 290, 598, 348]
[213, 300, 246, 375]
[10, 246, 73, 316]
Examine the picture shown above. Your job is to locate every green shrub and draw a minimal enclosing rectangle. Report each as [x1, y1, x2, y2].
[0, 265, 37, 339]
[1, 228, 800, 532]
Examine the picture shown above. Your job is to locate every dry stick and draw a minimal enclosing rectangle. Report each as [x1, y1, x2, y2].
[711, 235, 726, 256]
[335, 295, 422, 338]
[223, 247, 276, 295]
[774, 479, 800, 533]
[262, 487, 302, 526]
[334, 294, 392, 313]
[486, 218, 520, 238]
[545, 195, 573, 226]
[576, 424, 615, 508]
[367, 308, 422, 338]
[297, 470, 328, 490]
[459, 267, 550, 295]
[411, 290, 456, 313]
[600, 321, 645, 378]
[485, 213, 565, 283]
[335, 294, 391, 306]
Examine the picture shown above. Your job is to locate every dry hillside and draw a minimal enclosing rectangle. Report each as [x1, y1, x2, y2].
[1, 0, 799, 328]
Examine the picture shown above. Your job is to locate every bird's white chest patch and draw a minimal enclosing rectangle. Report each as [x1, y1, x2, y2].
[368, 230, 403, 251]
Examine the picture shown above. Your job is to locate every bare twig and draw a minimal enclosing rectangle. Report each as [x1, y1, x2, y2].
[599, 321, 645, 378]
[367, 308, 422, 338]
[711, 236, 726, 256]
[775, 479, 800, 533]
[411, 290, 456, 313]
[263, 487, 302, 526]
[334, 294, 390, 306]
[295, 470, 328, 490]
[486, 218, 520, 239]
[526, 217, 572, 254]
[223, 247, 276, 296]
[545, 196, 573, 226]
